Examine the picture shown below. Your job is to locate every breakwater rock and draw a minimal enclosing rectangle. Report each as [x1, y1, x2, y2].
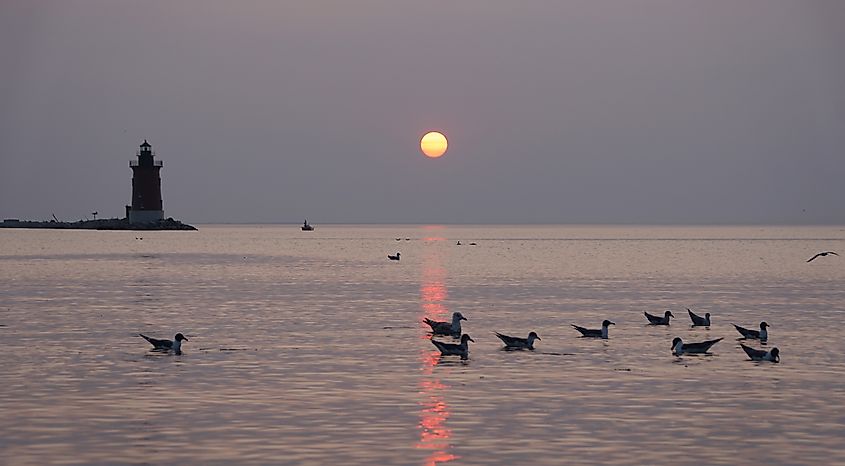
[1, 217, 197, 231]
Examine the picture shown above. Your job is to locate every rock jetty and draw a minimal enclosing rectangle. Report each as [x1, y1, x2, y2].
[1, 217, 196, 231]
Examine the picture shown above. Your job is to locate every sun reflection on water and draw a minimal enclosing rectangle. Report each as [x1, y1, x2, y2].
[416, 236, 458, 465]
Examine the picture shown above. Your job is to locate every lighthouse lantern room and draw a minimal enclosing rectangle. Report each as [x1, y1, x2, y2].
[127, 140, 164, 224]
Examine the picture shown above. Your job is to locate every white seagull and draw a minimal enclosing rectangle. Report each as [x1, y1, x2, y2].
[424, 312, 467, 337]
[494, 331, 541, 350]
[140, 333, 188, 354]
[431, 334, 474, 360]
[671, 337, 723, 355]
[740, 344, 780, 363]
[571, 320, 615, 339]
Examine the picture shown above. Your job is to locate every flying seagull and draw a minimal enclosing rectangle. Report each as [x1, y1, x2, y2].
[494, 331, 541, 350]
[671, 337, 723, 355]
[388, 252, 401, 261]
[431, 334, 474, 360]
[740, 344, 780, 363]
[423, 312, 467, 337]
[733, 322, 769, 342]
[644, 310, 674, 325]
[807, 251, 838, 262]
[139, 333, 188, 354]
[687, 308, 711, 327]
[571, 320, 615, 339]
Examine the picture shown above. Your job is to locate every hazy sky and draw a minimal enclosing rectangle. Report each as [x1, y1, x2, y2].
[1, 1, 843, 224]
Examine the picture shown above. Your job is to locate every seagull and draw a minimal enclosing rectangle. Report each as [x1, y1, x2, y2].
[431, 334, 474, 360]
[571, 320, 615, 339]
[494, 331, 541, 350]
[139, 333, 188, 354]
[687, 308, 711, 327]
[733, 322, 769, 342]
[740, 344, 780, 363]
[644, 310, 674, 325]
[388, 252, 401, 261]
[423, 312, 467, 337]
[807, 251, 839, 262]
[671, 337, 723, 355]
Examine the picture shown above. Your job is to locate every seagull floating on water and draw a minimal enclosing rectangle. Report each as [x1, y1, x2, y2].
[494, 331, 541, 350]
[431, 334, 474, 360]
[687, 308, 711, 327]
[571, 320, 615, 339]
[139, 333, 188, 354]
[740, 343, 780, 363]
[388, 252, 401, 261]
[807, 251, 838, 262]
[423, 312, 466, 337]
[671, 337, 723, 355]
[733, 322, 769, 342]
[644, 310, 674, 325]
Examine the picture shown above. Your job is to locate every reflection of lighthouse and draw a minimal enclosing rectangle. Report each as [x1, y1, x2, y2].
[127, 140, 164, 224]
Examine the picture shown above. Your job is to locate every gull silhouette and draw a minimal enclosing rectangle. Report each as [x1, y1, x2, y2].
[807, 251, 838, 262]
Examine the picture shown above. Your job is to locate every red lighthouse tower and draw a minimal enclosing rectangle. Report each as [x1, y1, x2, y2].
[127, 140, 164, 224]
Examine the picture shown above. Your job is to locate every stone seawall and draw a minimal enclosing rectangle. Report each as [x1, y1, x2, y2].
[0, 217, 197, 231]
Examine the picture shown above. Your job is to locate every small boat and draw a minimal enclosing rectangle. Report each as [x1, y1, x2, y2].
[301, 219, 314, 231]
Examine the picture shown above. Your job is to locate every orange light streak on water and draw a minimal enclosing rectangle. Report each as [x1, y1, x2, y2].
[416, 236, 458, 465]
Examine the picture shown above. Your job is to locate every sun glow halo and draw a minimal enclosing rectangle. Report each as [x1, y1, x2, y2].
[420, 131, 448, 158]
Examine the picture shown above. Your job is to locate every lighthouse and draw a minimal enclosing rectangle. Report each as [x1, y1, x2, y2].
[127, 140, 164, 224]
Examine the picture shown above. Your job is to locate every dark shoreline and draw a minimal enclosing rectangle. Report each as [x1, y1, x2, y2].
[0, 217, 197, 231]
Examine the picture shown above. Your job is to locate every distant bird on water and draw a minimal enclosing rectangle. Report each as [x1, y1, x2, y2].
[140, 333, 188, 354]
[571, 320, 615, 339]
[740, 344, 780, 363]
[687, 308, 711, 327]
[671, 337, 723, 355]
[495, 331, 541, 350]
[388, 252, 401, 261]
[733, 322, 769, 342]
[807, 251, 838, 262]
[644, 310, 674, 325]
[424, 312, 467, 337]
[431, 334, 474, 360]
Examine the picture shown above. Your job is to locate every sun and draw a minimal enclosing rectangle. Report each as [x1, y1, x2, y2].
[420, 131, 448, 158]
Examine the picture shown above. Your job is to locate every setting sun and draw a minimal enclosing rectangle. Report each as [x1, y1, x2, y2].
[420, 131, 448, 158]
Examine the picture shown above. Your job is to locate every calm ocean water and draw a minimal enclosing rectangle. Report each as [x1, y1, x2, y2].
[1, 225, 844, 465]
